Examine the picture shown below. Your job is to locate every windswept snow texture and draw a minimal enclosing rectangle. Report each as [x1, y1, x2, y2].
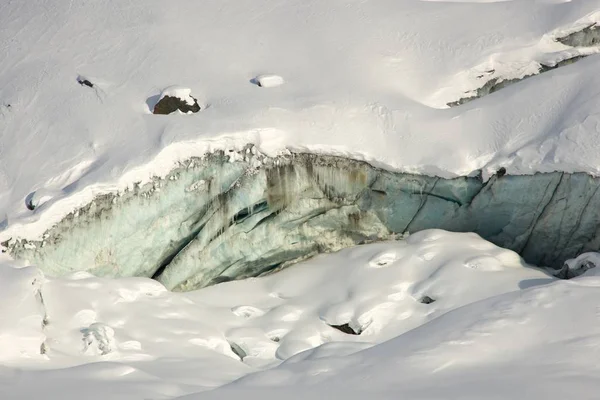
[1, 230, 584, 400]
[3, 1, 600, 242]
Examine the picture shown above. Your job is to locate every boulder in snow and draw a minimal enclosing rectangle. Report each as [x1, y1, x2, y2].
[152, 86, 201, 115]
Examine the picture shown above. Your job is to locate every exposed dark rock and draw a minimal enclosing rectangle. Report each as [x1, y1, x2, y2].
[420, 295, 436, 304]
[556, 24, 600, 47]
[496, 167, 507, 178]
[448, 22, 600, 107]
[77, 77, 94, 88]
[153, 95, 201, 115]
[555, 259, 597, 279]
[447, 55, 592, 107]
[329, 323, 361, 335]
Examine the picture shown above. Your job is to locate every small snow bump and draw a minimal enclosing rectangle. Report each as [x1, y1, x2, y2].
[81, 323, 115, 356]
[252, 74, 285, 88]
[464, 255, 503, 271]
[368, 251, 399, 268]
[231, 305, 266, 319]
[419, 251, 437, 261]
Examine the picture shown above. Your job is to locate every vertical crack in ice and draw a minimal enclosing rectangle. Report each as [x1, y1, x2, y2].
[33, 277, 49, 355]
[403, 177, 440, 234]
[560, 183, 600, 262]
[519, 172, 565, 256]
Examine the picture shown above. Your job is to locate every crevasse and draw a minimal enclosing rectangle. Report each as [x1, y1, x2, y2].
[6, 146, 600, 291]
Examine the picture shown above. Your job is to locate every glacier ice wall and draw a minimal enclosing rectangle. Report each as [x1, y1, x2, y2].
[6, 148, 600, 291]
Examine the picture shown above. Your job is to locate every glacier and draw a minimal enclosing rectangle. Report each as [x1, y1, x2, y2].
[5, 148, 600, 291]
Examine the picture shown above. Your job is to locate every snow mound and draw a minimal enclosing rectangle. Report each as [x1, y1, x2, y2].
[0, 230, 558, 398]
[252, 74, 285, 88]
[82, 322, 116, 356]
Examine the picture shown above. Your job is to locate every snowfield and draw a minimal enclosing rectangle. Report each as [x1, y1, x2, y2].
[2, 0, 600, 240]
[4, 230, 600, 400]
[3, 0, 600, 398]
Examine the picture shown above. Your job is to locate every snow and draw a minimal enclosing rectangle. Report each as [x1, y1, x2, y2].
[3, 1, 600, 398]
[2, 229, 589, 399]
[253, 75, 285, 88]
[2, 1, 600, 240]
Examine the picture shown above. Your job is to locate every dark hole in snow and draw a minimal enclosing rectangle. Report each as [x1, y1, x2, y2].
[210, 275, 233, 285]
[77, 77, 94, 88]
[255, 262, 283, 277]
[229, 342, 247, 361]
[371, 189, 387, 196]
[153, 95, 201, 115]
[25, 192, 36, 211]
[329, 323, 362, 335]
[250, 78, 262, 87]
[496, 167, 507, 178]
[420, 295, 436, 304]
[555, 260, 596, 279]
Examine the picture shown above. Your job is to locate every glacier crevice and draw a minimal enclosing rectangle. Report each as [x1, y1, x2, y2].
[6, 148, 600, 291]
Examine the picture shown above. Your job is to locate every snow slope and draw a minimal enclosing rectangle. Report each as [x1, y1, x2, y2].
[2, 0, 600, 239]
[1, 229, 582, 400]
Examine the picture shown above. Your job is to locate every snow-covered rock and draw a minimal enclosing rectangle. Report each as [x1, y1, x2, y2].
[252, 74, 284, 88]
[152, 86, 201, 115]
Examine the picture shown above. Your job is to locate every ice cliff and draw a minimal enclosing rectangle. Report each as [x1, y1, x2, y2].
[5, 148, 600, 291]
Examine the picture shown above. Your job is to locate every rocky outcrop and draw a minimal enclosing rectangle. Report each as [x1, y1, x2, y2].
[447, 23, 600, 107]
[152, 86, 202, 115]
[557, 24, 600, 47]
[153, 95, 201, 115]
[447, 55, 590, 107]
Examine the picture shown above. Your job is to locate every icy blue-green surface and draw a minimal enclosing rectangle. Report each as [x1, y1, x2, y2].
[7, 149, 600, 291]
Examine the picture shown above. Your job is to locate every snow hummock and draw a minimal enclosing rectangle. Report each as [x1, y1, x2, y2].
[0, 230, 575, 399]
[253, 74, 285, 88]
[3, 1, 600, 241]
